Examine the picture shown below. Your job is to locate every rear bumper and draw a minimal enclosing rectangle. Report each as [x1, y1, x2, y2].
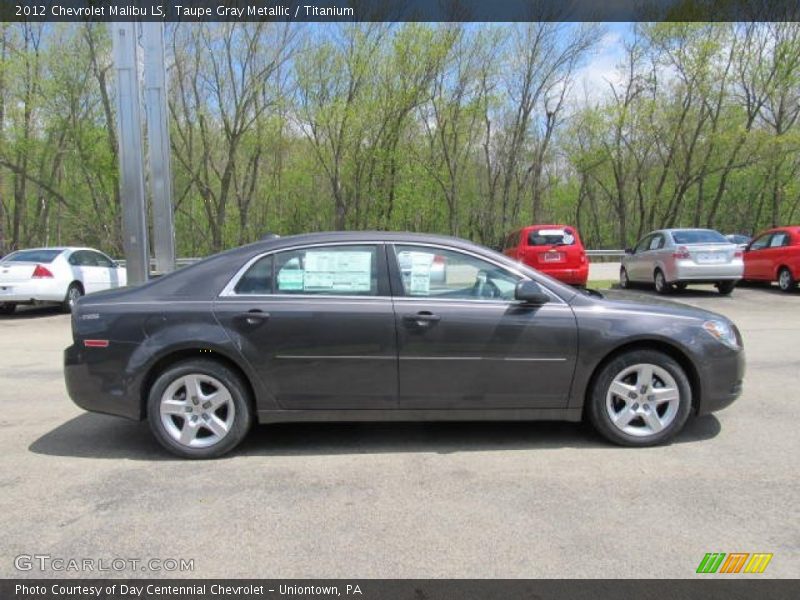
[64, 343, 143, 420]
[0, 279, 66, 303]
[537, 265, 589, 285]
[669, 261, 743, 282]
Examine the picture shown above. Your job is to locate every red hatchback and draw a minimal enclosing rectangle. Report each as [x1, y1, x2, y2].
[503, 224, 589, 286]
[742, 226, 800, 292]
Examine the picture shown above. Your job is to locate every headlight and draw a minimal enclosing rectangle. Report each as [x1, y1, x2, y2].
[703, 319, 740, 349]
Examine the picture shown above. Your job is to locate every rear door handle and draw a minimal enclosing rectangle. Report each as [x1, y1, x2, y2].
[402, 311, 441, 328]
[236, 309, 270, 327]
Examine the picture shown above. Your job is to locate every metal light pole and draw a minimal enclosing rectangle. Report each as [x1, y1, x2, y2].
[142, 22, 176, 275]
[111, 22, 149, 285]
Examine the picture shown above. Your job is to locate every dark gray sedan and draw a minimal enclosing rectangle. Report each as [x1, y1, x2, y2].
[64, 232, 744, 458]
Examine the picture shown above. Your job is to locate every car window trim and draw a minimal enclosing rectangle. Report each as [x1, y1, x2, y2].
[219, 241, 389, 299]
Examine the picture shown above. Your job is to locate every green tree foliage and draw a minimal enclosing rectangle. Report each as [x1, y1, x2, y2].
[1, 22, 799, 257]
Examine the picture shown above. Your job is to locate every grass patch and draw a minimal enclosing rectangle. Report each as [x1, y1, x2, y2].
[586, 279, 617, 290]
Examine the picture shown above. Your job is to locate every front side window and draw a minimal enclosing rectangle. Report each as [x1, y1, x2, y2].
[394, 245, 520, 301]
[634, 236, 652, 254]
[90, 252, 114, 268]
[750, 234, 772, 251]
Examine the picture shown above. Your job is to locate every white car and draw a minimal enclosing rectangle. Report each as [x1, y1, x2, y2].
[0, 247, 127, 314]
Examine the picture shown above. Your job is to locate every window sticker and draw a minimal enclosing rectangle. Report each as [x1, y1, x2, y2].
[303, 250, 372, 292]
[398, 251, 434, 295]
[277, 268, 304, 291]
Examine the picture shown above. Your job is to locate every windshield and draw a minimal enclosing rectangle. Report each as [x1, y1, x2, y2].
[671, 230, 728, 244]
[528, 228, 576, 246]
[1, 249, 63, 263]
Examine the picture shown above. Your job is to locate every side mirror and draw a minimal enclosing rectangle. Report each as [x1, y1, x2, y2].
[515, 280, 550, 305]
[624, 247, 634, 255]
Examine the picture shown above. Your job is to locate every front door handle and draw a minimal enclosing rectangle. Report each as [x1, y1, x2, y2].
[236, 309, 270, 327]
[402, 311, 441, 328]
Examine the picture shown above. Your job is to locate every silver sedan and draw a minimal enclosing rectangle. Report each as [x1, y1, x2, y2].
[620, 229, 743, 295]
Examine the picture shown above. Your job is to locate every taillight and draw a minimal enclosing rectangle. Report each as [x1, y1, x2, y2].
[32, 264, 53, 278]
[672, 246, 690, 260]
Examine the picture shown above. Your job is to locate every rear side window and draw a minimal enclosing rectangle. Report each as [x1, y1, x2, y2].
[275, 245, 379, 296]
[2, 249, 62, 263]
[769, 232, 789, 247]
[528, 228, 576, 246]
[671, 230, 727, 244]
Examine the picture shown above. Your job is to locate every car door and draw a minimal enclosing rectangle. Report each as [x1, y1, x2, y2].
[389, 244, 578, 410]
[68, 250, 99, 294]
[87, 251, 117, 290]
[213, 242, 398, 410]
[744, 233, 772, 280]
[626, 235, 652, 281]
[764, 231, 790, 280]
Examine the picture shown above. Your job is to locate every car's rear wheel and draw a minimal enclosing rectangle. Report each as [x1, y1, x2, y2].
[778, 267, 796, 292]
[587, 350, 692, 447]
[0, 302, 16, 315]
[147, 359, 253, 459]
[62, 283, 83, 313]
[654, 269, 670, 294]
[619, 267, 630, 289]
[716, 281, 736, 295]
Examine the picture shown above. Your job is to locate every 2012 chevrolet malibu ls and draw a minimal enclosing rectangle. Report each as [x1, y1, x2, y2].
[64, 232, 745, 458]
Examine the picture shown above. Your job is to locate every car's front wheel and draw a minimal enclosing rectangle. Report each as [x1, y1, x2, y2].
[147, 359, 253, 459]
[619, 267, 630, 289]
[778, 267, 796, 292]
[587, 350, 692, 447]
[0, 302, 16, 315]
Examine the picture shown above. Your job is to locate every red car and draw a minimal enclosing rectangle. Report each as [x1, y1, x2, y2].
[503, 224, 589, 286]
[743, 226, 800, 292]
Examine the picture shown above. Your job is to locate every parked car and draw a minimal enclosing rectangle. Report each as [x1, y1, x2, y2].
[742, 226, 800, 292]
[503, 225, 589, 286]
[725, 233, 751, 249]
[0, 247, 127, 314]
[620, 229, 743, 295]
[64, 232, 744, 458]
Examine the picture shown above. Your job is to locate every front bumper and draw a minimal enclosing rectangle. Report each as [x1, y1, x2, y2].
[695, 346, 745, 415]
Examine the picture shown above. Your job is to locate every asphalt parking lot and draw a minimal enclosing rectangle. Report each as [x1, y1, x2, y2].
[0, 282, 798, 578]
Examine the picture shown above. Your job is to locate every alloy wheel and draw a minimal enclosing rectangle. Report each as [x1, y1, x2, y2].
[68, 286, 81, 309]
[605, 363, 681, 437]
[779, 269, 793, 291]
[159, 374, 236, 448]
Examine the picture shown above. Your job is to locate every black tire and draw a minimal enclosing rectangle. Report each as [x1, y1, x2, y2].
[587, 349, 693, 447]
[0, 302, 16, 315]
[654, 269, 671, 294]
[619, 267, 630, 289]
[777, 267, 796, 292]
[716, 281, 736, 295]
[62, 282, 83, 313]
[147, 359, 253, 459]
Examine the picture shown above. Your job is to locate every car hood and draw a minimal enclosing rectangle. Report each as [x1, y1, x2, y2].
[582, 289, 728, 322]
